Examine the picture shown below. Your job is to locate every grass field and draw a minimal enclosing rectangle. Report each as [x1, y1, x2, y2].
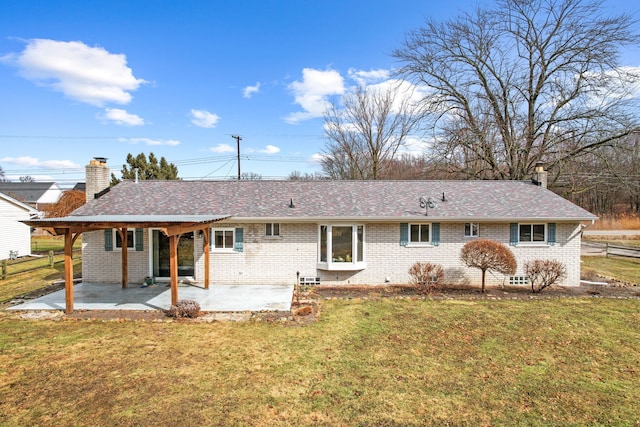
[1, 298, 639, 426]
[582, 256, 640, 284]
[31, 235, 82, 254]
[1, 234, 638, 425]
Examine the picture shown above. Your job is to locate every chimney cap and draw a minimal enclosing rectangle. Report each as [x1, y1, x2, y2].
[93, 157, 108, 163]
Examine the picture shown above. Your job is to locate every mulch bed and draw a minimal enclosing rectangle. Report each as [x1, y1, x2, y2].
[5, 280, 639, 323]
[308, 282, 640, 300]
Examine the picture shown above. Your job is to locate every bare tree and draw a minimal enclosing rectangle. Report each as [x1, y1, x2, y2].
[525, 259, 567, 293]
[19, 176, 34, 183]
[0, 165, 6, 182]
[45, 190, 86, 218]
[394, 0, 640, 182]
[460, 239, 517, 292]
[287, 170, 327, 181]
[321, 83, 425, 179]
[556, 133, 640, 213]
[239, 172, 262, 180]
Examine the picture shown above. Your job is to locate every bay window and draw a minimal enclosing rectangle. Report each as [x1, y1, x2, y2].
[318, 224, 366, 270]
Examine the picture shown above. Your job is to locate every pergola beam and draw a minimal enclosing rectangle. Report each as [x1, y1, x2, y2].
[64, 230, 74, 314]
[169, 234, 179, 305]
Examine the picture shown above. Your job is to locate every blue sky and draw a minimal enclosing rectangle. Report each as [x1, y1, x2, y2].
[1, 0, 638, 186]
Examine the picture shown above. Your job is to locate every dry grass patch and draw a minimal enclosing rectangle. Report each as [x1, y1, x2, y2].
[588, 212, 640, 230]
[1, 298, 639, 425]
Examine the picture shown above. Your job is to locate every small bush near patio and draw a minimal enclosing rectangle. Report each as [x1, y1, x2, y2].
[525, 259, 567, 293]
[167, 299, 201, 318]
[408, 262, 444, 292]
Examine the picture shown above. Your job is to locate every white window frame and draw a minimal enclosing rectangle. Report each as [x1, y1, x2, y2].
[317, 224, 366, 271]
[265, 223, 281, 237]
[212, 228, 235, 251]
[518, 223, 547, 244]
[113, 229, 135, 250]
[408, 223, 431, 246]
[464, 222, 479, 238]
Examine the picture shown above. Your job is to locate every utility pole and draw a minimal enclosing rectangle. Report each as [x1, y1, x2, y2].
[231, 135, 241, 180]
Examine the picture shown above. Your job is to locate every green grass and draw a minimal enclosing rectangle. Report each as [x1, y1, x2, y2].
[0, 257, 81, 304]
[31, 235, 82, 254]
[582, 256, 640, 284]
[1, 298, 639, 426]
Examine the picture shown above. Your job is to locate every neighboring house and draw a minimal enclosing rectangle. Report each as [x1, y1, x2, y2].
[66, 161, 596, 289]
[0, 192, 40, 260]
[0, 182, 63, 211]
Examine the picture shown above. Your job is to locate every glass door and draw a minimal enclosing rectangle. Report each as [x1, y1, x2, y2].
[152, 231, 195, 278]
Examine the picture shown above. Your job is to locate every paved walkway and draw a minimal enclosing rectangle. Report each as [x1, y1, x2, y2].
[7, 283, 294, 312]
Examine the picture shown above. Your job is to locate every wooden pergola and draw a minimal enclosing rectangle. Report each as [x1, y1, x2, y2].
[23, 215, 228, 314]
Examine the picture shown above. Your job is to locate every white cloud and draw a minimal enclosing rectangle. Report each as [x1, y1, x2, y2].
[364, 78, 429, 112]
[310, 153, 325, 163]
[209, 143, 235, 153]
[397, 136, 434, 157]
[285, 68, 345, 124]
[348, 68, 391, 86]
[119, 137, 180, 146]
[0, 156, 79, 169]
[99, 108, 145, 126]
[259, 145, 280, 154]
[243, 82, 261, 98]
[2, 39, 146, 106]
[190, 109, 220, 128]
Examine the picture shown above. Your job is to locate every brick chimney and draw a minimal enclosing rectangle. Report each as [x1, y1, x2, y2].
[531, 162, 548, 188]
[85, 157, 110, 202]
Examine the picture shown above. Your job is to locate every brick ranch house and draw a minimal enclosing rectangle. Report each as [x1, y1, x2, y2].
[25, 159, 596, 312]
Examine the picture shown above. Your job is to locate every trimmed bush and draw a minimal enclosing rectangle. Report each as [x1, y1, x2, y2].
[525, 259, 567, 293]
[167, 299, 201, 318]
[460, 239, 517, 293]
[408, 262, 444, 292]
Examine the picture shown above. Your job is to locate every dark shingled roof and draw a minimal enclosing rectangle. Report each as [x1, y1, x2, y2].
[0, 182, 58, 204]
[71, 180, 596, 222]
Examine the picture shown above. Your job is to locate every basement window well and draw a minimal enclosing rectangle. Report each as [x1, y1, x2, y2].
[317, 224, 366, 271]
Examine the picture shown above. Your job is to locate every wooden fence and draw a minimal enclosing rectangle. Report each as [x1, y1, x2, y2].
[1, 250, 82, 280]
[581, 242, 640, 259]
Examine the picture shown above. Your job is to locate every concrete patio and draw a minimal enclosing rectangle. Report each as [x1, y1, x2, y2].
[7, 282, 295, 312]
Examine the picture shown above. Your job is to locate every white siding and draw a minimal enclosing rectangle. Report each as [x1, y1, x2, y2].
[0, 198, 33, 260]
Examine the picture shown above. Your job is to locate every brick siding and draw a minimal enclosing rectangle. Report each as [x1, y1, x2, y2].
[83, 222, 583, 287]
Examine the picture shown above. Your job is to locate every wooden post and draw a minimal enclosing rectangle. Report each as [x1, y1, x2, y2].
[1, 259, 6, 280]
[169, 234, 178, 305]
[121, 228, 128, 288]
[203, 227, 210, 289]
[48, 250, 54, 268]
[64, 230, 74, 314]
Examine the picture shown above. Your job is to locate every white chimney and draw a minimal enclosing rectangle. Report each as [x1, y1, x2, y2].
[85, 157, 110, 202]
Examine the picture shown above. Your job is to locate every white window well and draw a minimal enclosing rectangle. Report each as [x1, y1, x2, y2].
[464, 222, 479, 237]
[318, 224, 366, 271]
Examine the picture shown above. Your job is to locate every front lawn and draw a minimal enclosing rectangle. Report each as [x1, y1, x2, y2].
[1, 298, 638, 426]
